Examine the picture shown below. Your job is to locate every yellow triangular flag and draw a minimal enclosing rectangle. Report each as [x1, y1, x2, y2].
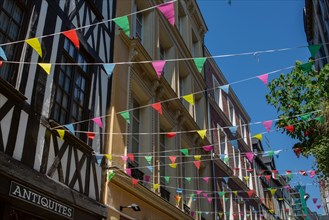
[169, 163, 177, 168]
[244, 176, 250, 182]
[197, 130, 207, 139]
[194, 155, 201, 161]
[232, 191, 238, 196]
[253, 133, 262, 141]
[25, 38, 42, 57]
[153, 184, 159, 190]
[38, 63, 51, 75]
[105, 154, 112, 161]
[183, 94, 194, 105]
[56, 129, 65, 140]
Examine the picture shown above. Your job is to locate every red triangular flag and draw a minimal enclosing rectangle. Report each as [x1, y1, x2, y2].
[293, 148, 301, 158]
[265, 175, 271, 180]
[169, 156, 177, 164]
[193, 160, 201, 170]
[0, 61, 3, 67]
[299, 170, 307, 176]
[247, 190, 255, 198]
[167, 132, 176, 138]
[86, 132, 95, 140]
[151, 102, 163, 115]
[285, 125, 294, 133]
[132, 178, 139, 187]
[312, 198, 318, 204]
[62, 29, 79, 48]
[127, 153, 134, 163]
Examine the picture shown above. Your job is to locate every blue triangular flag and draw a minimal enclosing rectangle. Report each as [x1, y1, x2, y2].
[229, 126, 238, 136]
[0, 47, 7, 61]
[95, 155, 103, 166]
[103, 64, 116, 76]
[147, 166, 153, 172]
[223, 177, 229, 183]
[64, 124, 75, 135]
[176, 188, 183, 193]
[229, 140, 238, 149]
[220, 154, 226, 160]
[219, 85, 230, 94]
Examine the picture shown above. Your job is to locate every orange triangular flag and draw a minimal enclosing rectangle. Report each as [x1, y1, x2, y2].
[56, 129, 65, 140]
[86, 132, 95, 140]
[62, 29, 80, 48]
[193, 160, 201, 169]
[132, 178, 139, 187]
[183, 94, 194, 105]
[151, 102, 162, 115]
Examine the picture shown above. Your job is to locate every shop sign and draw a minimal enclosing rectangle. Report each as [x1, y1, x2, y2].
[9, 181, 74, 219]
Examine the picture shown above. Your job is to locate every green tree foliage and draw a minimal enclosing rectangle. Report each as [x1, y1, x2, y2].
[266, 61, 329, 177]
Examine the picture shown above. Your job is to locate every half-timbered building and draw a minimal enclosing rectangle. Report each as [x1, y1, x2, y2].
[0, 0, 115, 219]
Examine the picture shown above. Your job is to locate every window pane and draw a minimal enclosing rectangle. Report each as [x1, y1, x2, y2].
[3, 0, 13, 12]
[12, 5, 23, 23]
[8, 23, 19, 40]
[62, 93, 68, 108]
[0, 13, 10, 32]
[55, 89, 62, 103]
[64, 77, 71, 92]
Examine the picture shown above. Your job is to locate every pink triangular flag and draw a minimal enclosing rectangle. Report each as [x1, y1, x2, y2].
[151, 102, 163, 114]
[317, 205, 321, 209]
[132, 178, 139, 187]
[203, 193, 208, 197]
[121, 155, 128, 162]
[169, 156, 177, 164]
[62, 29, 79, 48]
[308, 170, 316, 178]
[196, 190, 202, 195]
[151, 61, 166, 79]
[193, 160, 201, 170]
[145, 175, 150, 183]
[203, 177, 209, 184]
[92, 117, 103, 128]
[257, 73, 268, 85]
[157, 2, 175, 26]
[125, 168, 131, 176]
[312, 198, 318, 204]
[203, 145, 212, 151]
[245, 152, 254, 162]
[127, 153, 134, 163]
[262, 120, 272, 132]
[207, 197, 212, 204]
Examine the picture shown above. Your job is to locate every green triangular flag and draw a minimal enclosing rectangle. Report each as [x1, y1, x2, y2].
[113, 16, 130, 36]
[180, 148, 189, 156]
[119, 111, 130, 124]
[299, 62, 313, 72]
[267, 150, 275, 158]
[185, 177, 191, 182]
[315, 116, 325, 124]
[193, 57, 207, 73]
[308, 44, 322, 58]
[301, 113, 311, 121]
[224, 156, 229, 163]
[218, 191, 225, 197]
[108, 171, 115, 181]
[164, 176, 170, 183]
[224, 198, 229, 202]
[145, 156, 152, 165]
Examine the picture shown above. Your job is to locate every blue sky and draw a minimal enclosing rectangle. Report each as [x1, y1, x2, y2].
[197, 0, 323, 214]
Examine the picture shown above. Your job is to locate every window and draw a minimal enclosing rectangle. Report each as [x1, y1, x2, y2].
[160, 132, 170, 201]
[222, 182, 231, 218]
[239, 116, 248, 143]
[0, 0, 25, 83]
[52, 38, 90, 141]
[134, 5, 143, 41]
[213, 76, 223, 110]
[191, 31, 199, 57]
[130, 98, 140, 165]
[228, 99, 236, 125]
[217, 125, 227, 155]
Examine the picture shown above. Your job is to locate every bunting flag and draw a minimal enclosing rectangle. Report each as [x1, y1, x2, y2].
[0, 47, 7, 61]
[185, 177, 191, 182]
[25, 38, 42, 57]
[308, 170, 316, 178]
[203, 145, 212, 151]
[157, 2, 175, 26]
[121, 155, 128, 162]
[147, 166, 153, 172]
[300, 113, 311, 121]
[105, 154, 112, 161]
[285, 125, 295, 133]
[169, 163, 177, 168]
[262, 120, 272, 132]
[285, 208, 290, 213]
[252, 133, 262, 141]
[313, 198, 318, 204]
[207, 198, 212, 204]
[257, 73, 269, 85]
[176, 188, 183, 193]
[167, 132, 176, 138]
[315, 116, 325, 123]
[64, 124, 75, 135]
[293, 148, 302, 158]
[284, 185, 291, 190]
[265, 175, 271, 180]
[299, 170, 307, 176]
[113, 16, 130, 36]
[127, 153, 134, 163]
[229, 140, 238, 149]
[151, 102, 163, 115]
[298, 62, 313, 72]
[203, 177, 209, 183]
[164, 176, 170, 183]
[219, 85, 230, 94]
[218, 191, 225, 197]
[244, 176, 249, 182]
[247, 190, 254, 198]
[229, 126, 238, 136]
[269, 188, 277, 196]
[266, 150, 275, 158]
[274, 150, 282, 158]
[153, 183, 159, 190]
[245, 152, 254, 162]
[145, 156, 152, 164]
[95, 155, 103, 166]
[317, 205, 321, 209]
[132, 178, 139, 187]
[223, 177, 229, 183]
[92, 117, 103, 128]
[224, 155, 229, 163]
[196, 190, 202, 195]
[232, 191, 238, 196]
[125, 168, 131, 176]
[56, 129, 65, 140]
[269, 210, 274, 214]
[193, 160, 201, 170]
[103, 64, 116, 76]
[175, 195, 181, 203]
[197, 130, 207, 139]
[151, 61, 166, 79]
[308, 44, 322, 58]
[193, 57, 207, 73]
[203, 193, 208, 198]
[272, 170, 278, 179]
[169, 156, 177, 164]
[86, 132, 95, 140]
[119, 111, 130, 124]
[0, 61, 3, 68]
[38, 63, 52, 75]
[180, 149, 189, 156]
[183, 94, 194, 105]
[108, 171, 115, 181]
[194, 155, 201, 161]
[247, 169, 254, 173]
[286, 170, 293, 179]
[62, 29, 79, 48]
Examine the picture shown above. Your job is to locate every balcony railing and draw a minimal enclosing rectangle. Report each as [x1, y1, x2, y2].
[160, 186, 170, 202]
